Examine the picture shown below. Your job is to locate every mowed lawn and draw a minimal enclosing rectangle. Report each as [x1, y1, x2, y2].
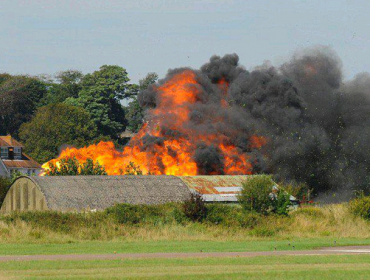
[0, 255, 370, 279]
[0, 238, 370, 255]
[1, 239, 370, 279]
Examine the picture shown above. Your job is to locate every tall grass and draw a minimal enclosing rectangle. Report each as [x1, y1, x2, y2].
[0, 203, 369, 243]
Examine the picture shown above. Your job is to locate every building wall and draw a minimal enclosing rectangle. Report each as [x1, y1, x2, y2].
[0, 177, 48, 213]
[0, 160, 9, 177]
[9, 168, 42, 176]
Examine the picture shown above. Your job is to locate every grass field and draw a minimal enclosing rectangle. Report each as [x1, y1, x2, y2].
[0, 238, 370, 255]
[0, 254, 370, 279]
[1, 203, 370, 278]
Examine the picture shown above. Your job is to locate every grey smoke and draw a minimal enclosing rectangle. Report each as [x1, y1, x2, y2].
[138, 46, 370, 195]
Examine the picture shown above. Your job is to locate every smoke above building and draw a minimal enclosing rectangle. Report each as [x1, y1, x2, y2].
[43, 46, 370, 194]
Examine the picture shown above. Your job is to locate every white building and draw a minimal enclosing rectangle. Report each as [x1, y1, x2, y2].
[0, 136, 42, 178]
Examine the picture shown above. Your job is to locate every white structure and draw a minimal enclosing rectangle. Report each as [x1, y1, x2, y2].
[0, 136, 42, 178]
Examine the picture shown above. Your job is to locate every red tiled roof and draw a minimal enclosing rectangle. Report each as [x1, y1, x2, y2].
[0, 136, 24, 147]
[2, 153, 41, 169]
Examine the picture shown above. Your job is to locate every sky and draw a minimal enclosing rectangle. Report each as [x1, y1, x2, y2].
[0, 0, 369, 83]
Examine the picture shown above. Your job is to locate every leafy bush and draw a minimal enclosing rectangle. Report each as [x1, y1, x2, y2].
[238, 175, 274, 215]
[105, 203, 162, 224]
[271, 190, 292, 216]
[237, 212, 261, 228]
[349, 195, 370, 219]
[105, 203, 187, 225]
[1, 211, 107, 233]
[238, 175, 292, 215]
[279, 181, 312, 203]
[171, 206, 189, 224]
[204, 204, 261, 228]
[205, 204, 238, 226]
[106, 201, 260, 228]
[121, 162, 143, 175]
[0, 176, 11, 207]
[183, 193, 207, 222]
[45, 157, 107, 176]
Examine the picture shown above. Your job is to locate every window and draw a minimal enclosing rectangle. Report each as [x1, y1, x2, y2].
[14, 147, 22, 160]
[0, 147, 8, 159]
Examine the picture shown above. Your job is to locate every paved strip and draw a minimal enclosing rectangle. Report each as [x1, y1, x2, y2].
[0, 246, 370, 262]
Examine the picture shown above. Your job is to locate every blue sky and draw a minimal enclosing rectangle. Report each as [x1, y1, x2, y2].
[1, 0, 369, 83]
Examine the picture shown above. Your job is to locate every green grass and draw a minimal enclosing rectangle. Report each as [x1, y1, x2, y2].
[0, 238, 370, 255]
[0, 255, 370, 279]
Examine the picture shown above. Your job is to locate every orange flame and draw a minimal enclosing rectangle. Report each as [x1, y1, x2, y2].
[42, 70, 266, 176]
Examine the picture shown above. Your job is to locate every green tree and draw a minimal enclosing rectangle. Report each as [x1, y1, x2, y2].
[38, 70, 84, 106]
[124, 72, 158, 132]
[0, 76, 47, 136]
[124, 99, 144, 133]
[66, 65, 135, 138]
[139, 72, 158, 91]
[45, 157, 107, 176]
[19, 103, 99, 163]
[0, 73, 12, 85]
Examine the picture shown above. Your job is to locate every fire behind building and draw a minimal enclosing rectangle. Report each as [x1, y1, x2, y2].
[40, 48, 370, 196]
[0, 136, 42, 177]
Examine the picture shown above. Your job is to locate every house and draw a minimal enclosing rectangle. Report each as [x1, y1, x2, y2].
[0, 136, 42, 178]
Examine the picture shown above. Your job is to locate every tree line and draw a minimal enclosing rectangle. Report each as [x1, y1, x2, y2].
[0, 66, 158, 164]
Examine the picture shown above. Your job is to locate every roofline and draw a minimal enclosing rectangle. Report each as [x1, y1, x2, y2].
[0, 136, 24, 148]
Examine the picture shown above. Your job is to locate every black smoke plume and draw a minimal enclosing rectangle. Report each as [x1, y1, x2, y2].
[139, 46, 370, 197]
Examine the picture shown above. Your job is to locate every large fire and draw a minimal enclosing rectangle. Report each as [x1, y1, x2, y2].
[42, 70, 266, 176]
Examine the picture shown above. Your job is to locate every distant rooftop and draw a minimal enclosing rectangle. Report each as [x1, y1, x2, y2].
[0, 136, 24, 147]
[0, 136, 41, 169]
[2, 154, 41, 169]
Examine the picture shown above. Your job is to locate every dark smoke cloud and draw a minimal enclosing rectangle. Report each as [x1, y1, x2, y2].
[139, 46, 370, 197]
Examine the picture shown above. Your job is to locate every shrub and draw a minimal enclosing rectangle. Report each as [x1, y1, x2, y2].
[349, 195, 370, 220]
[238, 175, 274, 215]
[203, 204, 262, 228]
[292, 207, 325, 219]
[238, 175, 293, 215]
[105, 203, 162, 224]
[0, 176, 11, 208]
[237, 212, 261, 228]
[205, 204, 238, 226]
[1, 211, 107, 233]
[45, 157, 107, 176]
[183, 193, 207, 222]
[271, 190, 292, 216]
[279, 180, 312, 203]
[171, 206, 189, 224]
[121, 162, 143, 175]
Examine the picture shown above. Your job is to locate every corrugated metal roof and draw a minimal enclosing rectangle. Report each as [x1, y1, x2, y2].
[179, 175, 251, 194]
[0, 136, 24, 147]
